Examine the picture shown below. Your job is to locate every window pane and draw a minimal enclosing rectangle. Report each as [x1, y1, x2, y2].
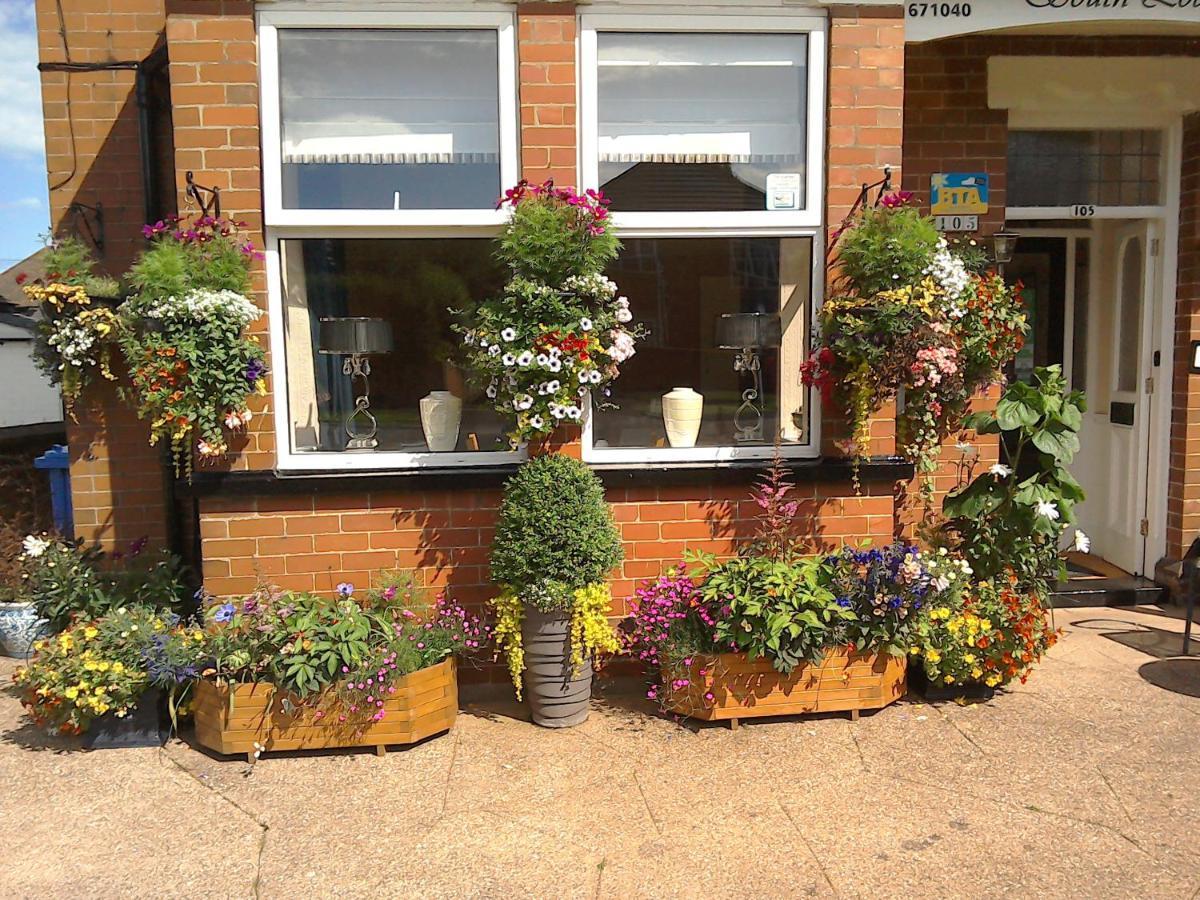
[594, 237, 812, 449]
[597, 33, 808, 212]
[278, 30, 501, 210]
[1116, 236, 1144, 395]
[1007, 130, 1161, 208]
[1071, 238, 1090, 393]
[280, 239, 510, 453]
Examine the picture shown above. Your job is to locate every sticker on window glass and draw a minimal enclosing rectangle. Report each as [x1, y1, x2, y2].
[766, 173, 802, 211]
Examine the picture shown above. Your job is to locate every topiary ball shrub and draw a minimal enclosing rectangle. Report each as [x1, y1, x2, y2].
[490, 454, 624, 599]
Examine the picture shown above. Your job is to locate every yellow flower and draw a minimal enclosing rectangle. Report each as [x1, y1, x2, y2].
[980, 619, 993, 632]
[985, 675, 1002, 687]
[112, 662, 124, 674]
[57, 634, 75, 652]
[943, 675, 955, 684]
[962, 653, 976, 665]
[64, 687, 79, 700]
[83, 626, 99, 641]
[925, 650, 942, 665]
[191, 631, 204, 643]
[971, 667, 983, 680]
[84, 661, 99, 672]
[97, 662, 110, 673]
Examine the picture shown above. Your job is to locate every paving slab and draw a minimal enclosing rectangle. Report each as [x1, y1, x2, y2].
[0, 603, 1197, 899]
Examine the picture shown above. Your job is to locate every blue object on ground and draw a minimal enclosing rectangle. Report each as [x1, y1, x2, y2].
[33, 444, 73, 539]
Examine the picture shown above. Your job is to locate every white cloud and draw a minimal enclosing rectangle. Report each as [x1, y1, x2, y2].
[0, 196, 44, 210]
[0, 4, 48, 157]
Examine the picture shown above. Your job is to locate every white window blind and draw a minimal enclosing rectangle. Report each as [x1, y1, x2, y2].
[597, 32, 807, 166]
[279, 30, 501, 167]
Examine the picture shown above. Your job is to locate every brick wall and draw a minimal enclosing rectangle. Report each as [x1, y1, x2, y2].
[197, 480, 896, 611]
[1168, 113, 1200, 560]
[35, 0, 172, 549]
[903, 34, 1200, 231]
[518, 3, 576, 187]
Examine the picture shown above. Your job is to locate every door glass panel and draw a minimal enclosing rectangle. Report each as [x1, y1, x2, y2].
[1115, 236, 1144, 394]
[1071, 238, 1090, 393]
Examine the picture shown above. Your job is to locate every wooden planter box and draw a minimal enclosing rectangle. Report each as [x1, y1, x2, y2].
[193, 658, 457, 761]
[662, 651, 906, 728]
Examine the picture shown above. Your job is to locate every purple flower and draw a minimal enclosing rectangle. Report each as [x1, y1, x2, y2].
[336, 582, 355, 598]
[214, 603, 236, 624]
[245, 359, 267, 384]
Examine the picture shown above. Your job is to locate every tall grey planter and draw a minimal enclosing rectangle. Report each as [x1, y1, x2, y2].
[522, 605, 592, 728]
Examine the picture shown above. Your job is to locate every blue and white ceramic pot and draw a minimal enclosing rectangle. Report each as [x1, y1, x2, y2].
[0, 601, 49, 659]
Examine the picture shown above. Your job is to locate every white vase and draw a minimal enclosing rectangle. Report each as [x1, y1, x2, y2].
[662, 387, 704, 448]
[420, 391, 462, 452]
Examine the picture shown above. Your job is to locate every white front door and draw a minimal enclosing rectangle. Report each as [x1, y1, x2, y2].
[1073, 222, 1158, 575]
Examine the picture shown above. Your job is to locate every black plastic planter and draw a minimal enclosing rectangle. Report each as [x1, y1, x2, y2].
[907, 667, 995, 703]
[81, 688, 169, 750]
[522, 606, 592, 728]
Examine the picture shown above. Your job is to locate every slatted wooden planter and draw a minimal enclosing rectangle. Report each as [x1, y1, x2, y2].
[193, 658, 458, 761]
[662, 651, 906, 728]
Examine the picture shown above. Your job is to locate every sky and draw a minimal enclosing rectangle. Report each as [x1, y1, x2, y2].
[0, 2, 50, 271]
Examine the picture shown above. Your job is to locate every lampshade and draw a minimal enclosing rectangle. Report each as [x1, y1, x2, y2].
[714, 312, 782, 350]
[318, 317, 394, 356]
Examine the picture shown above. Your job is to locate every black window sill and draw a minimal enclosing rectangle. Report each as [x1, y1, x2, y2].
[178, 457, 914, 498]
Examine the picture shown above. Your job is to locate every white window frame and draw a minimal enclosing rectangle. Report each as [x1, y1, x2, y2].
[578, 12, 826, 464]
[260, 8, 525, 472]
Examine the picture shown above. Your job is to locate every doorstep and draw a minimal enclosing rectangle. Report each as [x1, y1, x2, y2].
[1050, 576, 1165, 608]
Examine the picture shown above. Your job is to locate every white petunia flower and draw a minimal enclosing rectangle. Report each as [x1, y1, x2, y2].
[22, 535, 50, 558]
[1035, 500, 1060, 521]
[579, 317, 593, 331]
[488, 345, 501, 357]
[517, 351, 534, 366]
[1072, 530, 1091, 553]
[485, 383, 498, 399]
[989, 463, 1012, 478]
[536, 353, 549, 366]
[588, 370, 602, 384]
[547, 380, 560, 393]
[502, 353, 517, 367]
[547, 359, 562, 373]
[529, 415, 545, 430]
[501, 328, 517, 342]
[578, 371, 590, 384]
[565, 405, 582, 421]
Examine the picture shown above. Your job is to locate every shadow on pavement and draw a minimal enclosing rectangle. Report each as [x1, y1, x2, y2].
[1137, 658, 1200, 698]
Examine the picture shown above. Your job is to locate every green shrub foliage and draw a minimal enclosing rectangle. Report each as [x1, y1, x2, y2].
[490, 454, 624, 596]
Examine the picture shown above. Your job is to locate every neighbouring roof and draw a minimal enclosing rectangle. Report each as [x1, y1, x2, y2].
[0, 249, 48, 328]
[0, 249, 48, 308]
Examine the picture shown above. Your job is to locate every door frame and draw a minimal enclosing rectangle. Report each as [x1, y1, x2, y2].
[1005, 118, 1183, 575]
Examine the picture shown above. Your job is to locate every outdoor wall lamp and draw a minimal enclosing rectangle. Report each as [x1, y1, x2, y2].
[715, 312, 782, 443]
[318, 317, 394, 451]
[1190, 340, 1200, 374]
[992, 229, 1020, 274]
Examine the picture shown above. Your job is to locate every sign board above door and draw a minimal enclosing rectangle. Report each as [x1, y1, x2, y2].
[905, 1, 1200, 43]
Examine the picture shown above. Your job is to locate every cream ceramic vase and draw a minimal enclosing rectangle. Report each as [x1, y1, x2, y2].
[420, 391, 462, 452]
[662, 387, 704, 448]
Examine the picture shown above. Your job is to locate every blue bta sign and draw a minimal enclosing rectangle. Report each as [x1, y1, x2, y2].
[905, 1, 1200, 43]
